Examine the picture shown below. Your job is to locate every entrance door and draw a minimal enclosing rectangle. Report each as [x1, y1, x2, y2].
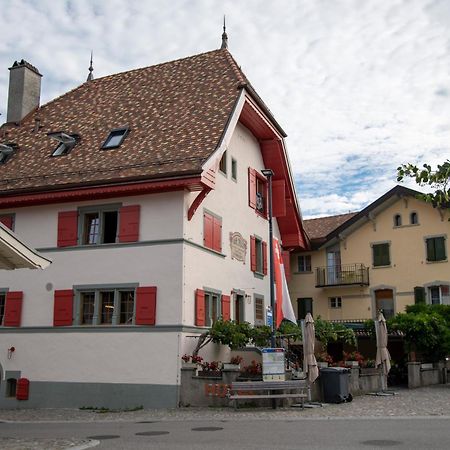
[298, 298, 313, 320]
[375, 289, 394, 319]
[235, 294, 244, 323]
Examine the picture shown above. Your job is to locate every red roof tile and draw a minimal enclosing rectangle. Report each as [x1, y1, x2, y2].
[303, 212, 357, 240]
[0, 49, 248, 194]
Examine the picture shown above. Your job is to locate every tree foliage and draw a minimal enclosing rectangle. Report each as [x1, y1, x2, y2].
[312, 317, 356, 347]
[397, 160, 450, 210]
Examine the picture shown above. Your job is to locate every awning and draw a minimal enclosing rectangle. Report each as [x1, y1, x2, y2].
[0, 222, 51, 270]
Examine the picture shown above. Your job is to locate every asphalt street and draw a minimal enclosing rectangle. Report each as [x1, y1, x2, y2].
[0, 417, 449, 450]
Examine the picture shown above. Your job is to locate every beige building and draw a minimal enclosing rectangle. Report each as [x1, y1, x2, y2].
[289, 186, 450, 322]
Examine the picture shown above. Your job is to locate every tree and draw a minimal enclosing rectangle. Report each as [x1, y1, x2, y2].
[397, 160, 450, 209]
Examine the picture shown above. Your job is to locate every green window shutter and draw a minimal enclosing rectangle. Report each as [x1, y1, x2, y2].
[414, 286, 425, 304]
[373, 243, 390, 266]
[426, 238, 435, 261]
[435, 237, 446, 261]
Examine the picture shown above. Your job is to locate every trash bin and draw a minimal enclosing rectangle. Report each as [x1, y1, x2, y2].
[320, 367, 352, 403]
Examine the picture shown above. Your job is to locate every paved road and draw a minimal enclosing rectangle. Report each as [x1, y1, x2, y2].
[0, 385, 449, 449]
[0, 417, 449, 449]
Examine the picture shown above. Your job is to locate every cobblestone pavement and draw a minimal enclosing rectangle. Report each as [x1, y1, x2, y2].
[0, 385, 449, 449]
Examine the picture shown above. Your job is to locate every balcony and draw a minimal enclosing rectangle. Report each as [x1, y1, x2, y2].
[316, 263, 369, 288]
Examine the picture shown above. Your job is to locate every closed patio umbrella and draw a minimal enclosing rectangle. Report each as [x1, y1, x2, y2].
[375, 312, 391, 391]
[304, 313, 319, 384]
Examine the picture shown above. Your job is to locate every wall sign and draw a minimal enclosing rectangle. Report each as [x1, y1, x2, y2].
[229, 232, 247, 263]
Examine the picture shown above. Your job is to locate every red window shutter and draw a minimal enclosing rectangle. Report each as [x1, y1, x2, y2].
[135, 286, 157, 325]
[248, 168, 257, 209]
[221, 294, 231, 321]
[195, 289, 206, 326]
[0, 215, 14, 230]
[4, 291, 23, 327]
[272, 180, 286, 217]
[203, 212, 213, 249]
[282, 250, 291, 282]
[250, 235, 257, 272]
[213, 216, 222, 252]
[262, 241, 268, 275]
[57, 211, 78, 247]
[119, 205, 140, 243]
[53, 290, 73, 326]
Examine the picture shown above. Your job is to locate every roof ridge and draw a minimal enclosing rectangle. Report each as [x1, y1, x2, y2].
[305, 212, 358, 222]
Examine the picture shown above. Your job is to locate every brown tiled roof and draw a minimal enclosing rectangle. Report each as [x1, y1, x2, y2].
[0, 49, 248, 194]
[303, 212, 357, 240]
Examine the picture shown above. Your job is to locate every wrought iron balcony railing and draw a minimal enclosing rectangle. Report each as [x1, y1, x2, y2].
[315, 263, 369, 287]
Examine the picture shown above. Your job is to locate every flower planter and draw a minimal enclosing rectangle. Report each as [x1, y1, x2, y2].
[197, 370, 222, 378]
[182, 362, 197, 369]
[420, 363, 433, 370]
[317, 362, 329, 368]
[360, 367, 378, 375]
[223, 363, 240, 371]
[346, 361, 359, 368]
[238, 374, 262, 381]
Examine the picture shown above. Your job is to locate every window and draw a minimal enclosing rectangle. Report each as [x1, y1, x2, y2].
[248, 168, 267, 216]
[250, 236, 267, 275]
[203, 211, 222, 252]
[205, 291, 221, 326]
[393, 214, 402, 227]
[298, 298, 313, 320]
[48, 132, 79, 156]
[426, 236, 446, 262]
[428, 285, 450, 305]
[80, 206, 119, 245]
[372, 242, 390, 267]
[254, 295, 264, 325]
[77, 288, 136, 326]
[219, 151, 227, 174]
[298, 255, 311, 272]
[102, 127, 129, 149]
[410, 212, 418, 225]
[329, 297, 342, 309]
[231, 158, 237, 181]
[0, 292, 5, 325]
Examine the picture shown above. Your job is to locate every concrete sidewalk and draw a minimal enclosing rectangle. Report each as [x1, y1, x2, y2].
[0, 385, 449, 449]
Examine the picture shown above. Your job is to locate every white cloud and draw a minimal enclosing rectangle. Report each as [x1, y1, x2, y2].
[0, 0, 448, 217]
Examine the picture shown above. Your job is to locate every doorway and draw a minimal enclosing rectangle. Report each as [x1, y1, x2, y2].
[375, 289, 394, 319]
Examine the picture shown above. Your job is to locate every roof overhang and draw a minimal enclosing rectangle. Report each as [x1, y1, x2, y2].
[0, 223, 51, 270]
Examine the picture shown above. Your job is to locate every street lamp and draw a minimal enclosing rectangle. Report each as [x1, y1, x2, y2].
[261, 168, 276, 348]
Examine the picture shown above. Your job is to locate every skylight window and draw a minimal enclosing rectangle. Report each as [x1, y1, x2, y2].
[102, 127, 129, 149]
[0, 143, 16, 164]
[48, 132, 79, 157]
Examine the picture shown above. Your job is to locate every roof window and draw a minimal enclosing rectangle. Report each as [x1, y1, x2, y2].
[48, 132, 79, 157]
[0, 143, 17, 164]
[102, 127, 129, 149]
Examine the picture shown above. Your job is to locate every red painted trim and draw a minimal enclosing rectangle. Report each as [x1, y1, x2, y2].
[188, 186, 212, 221]
[0, 176, 203, 209]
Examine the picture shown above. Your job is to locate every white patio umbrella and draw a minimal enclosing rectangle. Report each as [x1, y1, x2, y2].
[375, 312, 391, 391]
[303, 313, 319, 384]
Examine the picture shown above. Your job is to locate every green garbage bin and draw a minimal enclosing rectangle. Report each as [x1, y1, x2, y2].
[320, 367, 353, 403]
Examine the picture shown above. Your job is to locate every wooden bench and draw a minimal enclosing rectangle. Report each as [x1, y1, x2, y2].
[227, 380, 308, 409]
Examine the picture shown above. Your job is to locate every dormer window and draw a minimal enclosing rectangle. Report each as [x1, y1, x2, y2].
[48, 132, 79, 157]
[0, 143, 16, 164]
[102, 127, 129, 149]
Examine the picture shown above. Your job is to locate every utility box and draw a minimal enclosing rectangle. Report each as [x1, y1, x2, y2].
[16, 378, 30, 400]
[320, 367, 352, 403]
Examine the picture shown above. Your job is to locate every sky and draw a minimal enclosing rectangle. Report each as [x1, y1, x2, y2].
[0, 0, 448, 218]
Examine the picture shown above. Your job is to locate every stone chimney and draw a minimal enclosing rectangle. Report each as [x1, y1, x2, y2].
[7, 60, 42, 123]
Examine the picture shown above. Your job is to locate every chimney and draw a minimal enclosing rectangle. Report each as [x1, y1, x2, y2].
[6, 59, 42, 123]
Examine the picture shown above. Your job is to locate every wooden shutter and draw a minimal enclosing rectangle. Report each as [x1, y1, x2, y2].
[221, 294, 231, 321]
[248, 168, 257, 209]
[119, 205, 140, 243]
[57, 211, 78, 247]
[195, 289, 206, 326]
[0, 215, 14, 230]
[250, 235, 257, 272]
[53, 290, 73, 326]
[4, 291, 23, 326]
[212, 216, 222, 252]
[435, 237, 446, 261]
[272, 180, 286, 217]
[282, 250, 291, 282]
[414, 286, 426, 305]
[203, 212, 213, 249]
[262, 241, 268, 275]
[135, 286, 157, 325]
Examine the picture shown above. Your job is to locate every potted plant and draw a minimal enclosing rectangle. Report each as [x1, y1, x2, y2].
[223, 355, 243, 370]
[181, 354, 203, 369]
[239, 360, 262, 380]
[360, 359, 378, 375]
[343, 351, 364, 368]
[197, 360, 222, 378]
[316, 352, 333, 368]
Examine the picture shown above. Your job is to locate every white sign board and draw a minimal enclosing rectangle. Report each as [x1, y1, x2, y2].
[262, 348, 285, 381]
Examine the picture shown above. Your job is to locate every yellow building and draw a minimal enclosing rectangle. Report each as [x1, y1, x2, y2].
[289, 186, 450, 322]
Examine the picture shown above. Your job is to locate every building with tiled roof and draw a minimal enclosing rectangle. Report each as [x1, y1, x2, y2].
[0, 41, 307, 408]
[288, 186, 449, 324]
